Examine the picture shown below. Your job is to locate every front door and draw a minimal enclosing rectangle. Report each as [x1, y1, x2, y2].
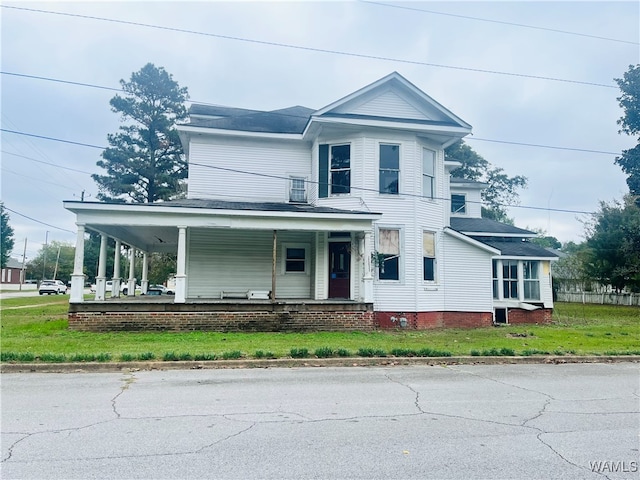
[328, 242, 350, 299]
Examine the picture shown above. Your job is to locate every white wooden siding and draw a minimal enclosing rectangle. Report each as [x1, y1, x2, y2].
[188, 137, 311, 202]
[187, 229, 314, 299]
[450, 186, 483, 218]
[440, 234, 494, 312]
[335, 90, 430, 120]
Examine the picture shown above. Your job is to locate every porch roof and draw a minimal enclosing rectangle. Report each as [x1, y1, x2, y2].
[63, 199, 381, 253]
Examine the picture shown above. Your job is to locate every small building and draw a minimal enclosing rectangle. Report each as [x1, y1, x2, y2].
[64, 72, 556, 331]
[1, 258, 24, 285]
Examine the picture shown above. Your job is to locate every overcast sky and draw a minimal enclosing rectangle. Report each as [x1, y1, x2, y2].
[1, 1, 638, 262]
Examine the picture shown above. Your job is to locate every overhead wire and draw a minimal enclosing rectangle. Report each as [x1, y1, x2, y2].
[0, 4, 619, 89]
[3, 206, 76, 234]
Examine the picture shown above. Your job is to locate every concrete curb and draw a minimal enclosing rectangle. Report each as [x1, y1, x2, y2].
[1, 355, 639, 374]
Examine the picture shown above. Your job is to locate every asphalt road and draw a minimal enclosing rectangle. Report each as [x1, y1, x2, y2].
[1, 364, 638, 480]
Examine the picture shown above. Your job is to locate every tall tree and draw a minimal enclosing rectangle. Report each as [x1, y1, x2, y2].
[25, 241, 75, 283]
[614, 64, 640, 200]
[583, 196, 640, 293]
[445, 141, 527, 222]
[1, 203, 15, 268]
[93, 63, 189, 203]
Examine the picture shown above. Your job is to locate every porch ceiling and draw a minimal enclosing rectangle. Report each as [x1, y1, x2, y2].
[64, 200, 381, 253]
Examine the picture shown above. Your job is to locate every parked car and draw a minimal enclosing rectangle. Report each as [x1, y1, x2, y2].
[89, 281, 141, 295]
[146, 284, 175, 295]
[39, 280, 68, 295]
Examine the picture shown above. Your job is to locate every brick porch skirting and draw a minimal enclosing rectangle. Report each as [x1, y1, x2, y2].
[376, 308, 553, 329]
[68, 301, 375, 332]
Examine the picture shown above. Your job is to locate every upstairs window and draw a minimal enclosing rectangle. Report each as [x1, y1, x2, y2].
[379, 144, 399, 194]
[523, 261, 540, 300]
[451, 194, 466, 214]
[422, 148, 435, 198]
[423, 231, 436, 281]
[378, 228, 400, 281]
[330, 144, 350, 195]
[289, 177, 307, 203]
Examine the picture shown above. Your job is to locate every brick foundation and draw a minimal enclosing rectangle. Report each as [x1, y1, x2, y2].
[505, 308, 553, 325]
[68, 301, 375, 332]
[376, 311, 493, 329]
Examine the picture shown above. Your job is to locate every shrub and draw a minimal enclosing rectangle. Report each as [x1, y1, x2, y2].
[1, 352, 18, 362]
[470, 350, 480, 356]
[138, 352, 155, 361]
[336, 348, 351, 357]
[417, 348, 452, 357]
[314, 347, 334, 358]
[290, 348, 309, 358]
[120, 353, 135, 362]
[357, 348, 386, 357]
[254, 350, 275, 359]
[40, 353, 67, 363]
[521, 349, 550, 356]
[162, 352, 179, 361]
[194, 353, 217, 361]
[391, 348, 417, 357]
[222, 350, 242, 360]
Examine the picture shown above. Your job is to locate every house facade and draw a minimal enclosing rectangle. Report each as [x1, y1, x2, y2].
[64, 72, 556, 331]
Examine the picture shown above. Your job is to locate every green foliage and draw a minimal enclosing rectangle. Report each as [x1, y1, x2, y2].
[138, 352, 156, 360]
[446, 141, 527, 222]
[583, 196, 640, 292]
[290, 348, 309, 358]
[357, 348, 386, 357]
[93, 63, 189, 203]
[254, 350, 274, 359]
[222, 350, 242, 360]
[614, 64, 640, 197]
[120, 353, 135, 362]
[194, 353, 217, 361]
[162, 352, 180, 361]
[336, 348, 351, 357]
[25, 240, 75, 283]
[1, 203, 15, 269]
[314, 347, 334, 358]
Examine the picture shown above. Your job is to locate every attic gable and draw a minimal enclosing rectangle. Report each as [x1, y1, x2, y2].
[312, 72, 471, 129]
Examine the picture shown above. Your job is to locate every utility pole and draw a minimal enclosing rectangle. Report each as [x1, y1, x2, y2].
[42, 231, 49, 281]
[19, 238, 27, 291]
[53, 245, 61, 280]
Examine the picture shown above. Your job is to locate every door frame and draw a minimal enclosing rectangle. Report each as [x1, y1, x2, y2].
[327, 236, 353, 300]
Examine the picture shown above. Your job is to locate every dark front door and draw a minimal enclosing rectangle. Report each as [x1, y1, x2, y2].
[328, 242, 350, 299]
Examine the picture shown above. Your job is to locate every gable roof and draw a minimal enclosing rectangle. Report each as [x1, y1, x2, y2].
[4, 258, 22, 269]
[450, 217, 536, 237]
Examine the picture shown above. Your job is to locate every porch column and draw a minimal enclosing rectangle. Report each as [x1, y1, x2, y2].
[141, 252, 149, 295]
[126, 247, 136, 296]
[362, 230, 374, 302]
[69, 224, 86, 303]
[94, 234, 108, 301]
[271, 230, 277, 302]
[174, 226, 187, 303]
[112, 239, 121, 297]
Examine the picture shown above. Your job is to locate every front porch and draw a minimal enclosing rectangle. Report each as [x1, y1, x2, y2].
[68, 297, 375, 332]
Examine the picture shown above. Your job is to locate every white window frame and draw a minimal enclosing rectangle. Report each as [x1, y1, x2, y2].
[451, 193, 467, 215]
[282, 244, 309, 275]
[376, 226, 402, 282]
[422, 231, 437, 283]
[422, 148, 436, 199]
[330, 144, 351, 196]
[379, 143, 400, 195]
[523, 261, 541, 300]
[289, 176, 307, 203]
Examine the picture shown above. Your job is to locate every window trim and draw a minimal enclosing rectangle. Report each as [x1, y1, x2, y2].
[329, 143, 351, 196]
[282, 244, 309, 275]
[523, 260, 541, 301]
[422, 230, 437, 282]
[379, 143, 400, 195]
[289, 176, 307, 203]
[451, 193, 467, 215]
[376, 227, 402, 282]
[422, 147, 436, 199]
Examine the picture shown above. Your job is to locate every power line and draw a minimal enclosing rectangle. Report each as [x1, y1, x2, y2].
[2, 150, 96, 174]
[1, 167, 77, 190]
[3, 206, 76, 234]
[0, 71, 121, 92]
[361, 1, 639, 46]
[0, 129, 104, 149]
[0, 4, 618, 89]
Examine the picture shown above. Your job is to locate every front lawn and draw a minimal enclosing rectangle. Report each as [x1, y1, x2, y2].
[1, 298, 638, 362]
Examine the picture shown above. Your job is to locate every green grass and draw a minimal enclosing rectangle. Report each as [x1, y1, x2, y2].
[1, 299, 638, 363]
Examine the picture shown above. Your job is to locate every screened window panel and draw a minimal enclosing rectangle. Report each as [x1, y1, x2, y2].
[379, 229, 399, 255]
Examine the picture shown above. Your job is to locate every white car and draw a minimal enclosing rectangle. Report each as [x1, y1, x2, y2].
[146, 284, 175, 295]
[89, 281, 140, 295]
[39, 280, 68, 295]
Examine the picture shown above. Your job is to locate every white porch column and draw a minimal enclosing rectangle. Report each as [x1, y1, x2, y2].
[141, 252, 149, 295]
[94, 234, 108, 301]
[70, 224, 86, 303]
[362, 230, 374, 302]
[126, 247, 136, 296]
[112, 239, 121, 297]
[174, 226, 187, 303]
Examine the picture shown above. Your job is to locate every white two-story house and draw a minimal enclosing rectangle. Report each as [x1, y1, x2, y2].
[64, 72, 555, 331]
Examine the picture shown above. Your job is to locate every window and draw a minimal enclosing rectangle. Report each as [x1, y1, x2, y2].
[423, 231, 436, 281]
[451, 194, 466, 214]
[378, 228, 400, 280]
[330, 144, 350, 194]
[379, 144, 399, 194]
[289, 177, 307, 203]
[285, 247, 306, 273]
[502, 260, 518, 299]
[492, 260, 499, 299]
[523, 261, 540, 300]
[422, 148, 435, 198]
